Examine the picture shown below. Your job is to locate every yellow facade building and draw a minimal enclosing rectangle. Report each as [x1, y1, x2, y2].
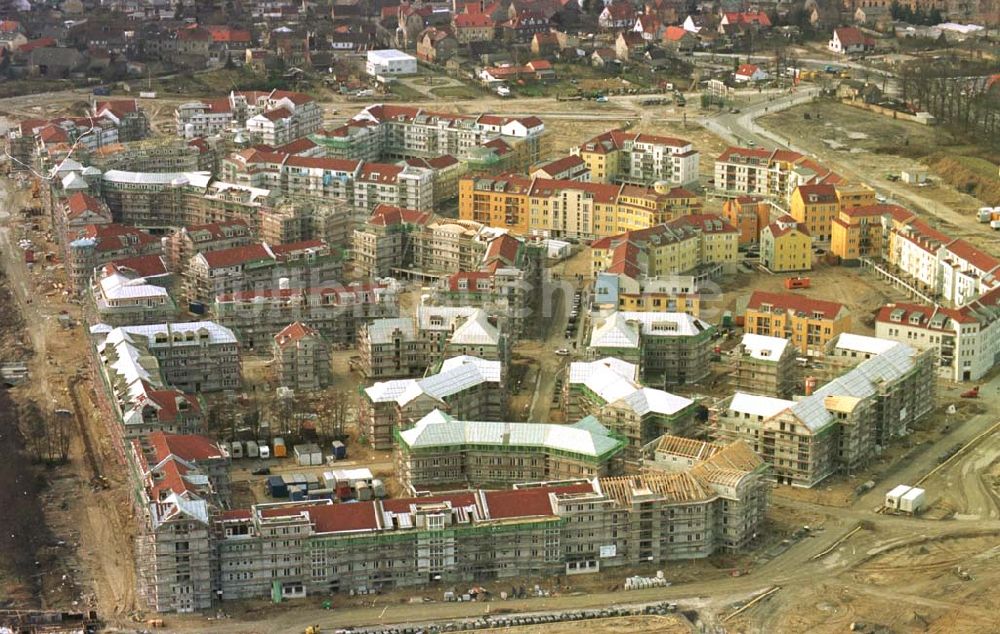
[831, 203, 915, 263]
[789, 183, 840, 241]
[590, 214, 739, 278]
[760, 215, 812, 272]
[744, 291, 852, 355]
[459, 175, 701, 241]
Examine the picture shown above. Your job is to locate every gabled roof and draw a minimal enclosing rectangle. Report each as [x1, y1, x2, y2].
[274, 321, 321, 347]
[746, 290, 846, 320]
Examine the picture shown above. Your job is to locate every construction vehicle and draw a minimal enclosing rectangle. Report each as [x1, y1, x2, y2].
[960, 386, 979, 398]
[784, 276, 811, 289]
[304, 626, 321, 634]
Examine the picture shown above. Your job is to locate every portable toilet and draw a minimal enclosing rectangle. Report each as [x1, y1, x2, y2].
[259, 443, 271, 459]
[372, 479, 386, 498]
[246, 440, 259, 459]
[229, 441, 244, 459]
[900, 487, 925, 514]
[273, 437, 287, 458]
[884, 484, 911, 511]
[331, 441, 347, 460]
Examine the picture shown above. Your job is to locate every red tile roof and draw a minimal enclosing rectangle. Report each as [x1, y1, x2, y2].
[261, 107, 292, 121]
[149, 432, 224, 464]
[274, 321, 320, 347]
[796, 183, 838, 203]
[485, 483, 593, 519]
[109, 254, 169, 278]
[368, 204, 433, 227]
[747, 290, 846, 319]
[309, 502, 380, 533]
[65, 192, 106, 219]
[484, 234, 521, 266]
[274, 137, 317, 155]
[834, 27, 874, 48]
[200, 243, 272, 268]
[454, 12, 494, 27]
[82, 223, 160, 253]
[944, 239, 999, 274]
[447, 271, 494, 292]
[204, 25, 252, 43]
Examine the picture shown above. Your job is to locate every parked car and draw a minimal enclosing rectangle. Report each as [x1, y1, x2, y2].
[555, 348, 570, 356]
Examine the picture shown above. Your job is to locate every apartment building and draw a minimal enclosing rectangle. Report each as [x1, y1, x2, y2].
[350, 104, 545, 168]
[572, 129, 700, 186]
[272, 321, 331, 391]
[458, 175, 700, 241]
[722, 195, 771, 245]
[86, 137, 215, 174]
[588, 311, 714, 385]
[729, 333, 798, 398]
[211, 446, 766, 603]
[92, 258, 175, 326]
[713, 146, 841, 202]
[592, 272, 703, 317]
[648, 436, 770, 551]
[564, 358, 697, 462]
[175, 90, 321, 141]
[884, 219, 1000, 307]
[830, 203, 914, 263]
[57, 191, 112, 240]
[66, 223, 163, 293]
[165, 219, 255, 271]
[361, 355, 505, 450]
[127, 432, 229, 613]
[760, 215, 811, 272]
[185, 240, 342, 305]
[222, 151, 436, 214]
[430, 233, 545, 339]
[712, 340, 935, 487]
[789, 184, 840, 241]
[404, 155, 467, 204]
[94, 321, 240, 395]
[875, 290, 1000, 382]
[395, 409, 625, 492]
[743, 291, 851, 356]
[215, 282, 398, 350]
[351, 205, 433, 278]
[589, 214, 738, 279]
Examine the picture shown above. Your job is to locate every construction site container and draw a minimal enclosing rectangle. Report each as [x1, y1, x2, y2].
[305, 475, 322, 491]
[246, 441, 259, 459]
[331, 441, 347, 460]
[900, 487, 925, 514]
[336, 484, 352, 500]
[288, 486, 306, 502]
[356, 482, 373, 501]
[307, 488, 334, 500]
[329, 468, 374, 488]
[229, 441, 244, 459]
[721, 311, 733, 328]
[372, 479, 386, 498]
[294, 443, 323, 466]
[884, 484, 911, 510]
[979, 208, 994, 222]
[273, 437, 287, 458]
[267, 475, 288, 498]
[259, 444, 271, 459]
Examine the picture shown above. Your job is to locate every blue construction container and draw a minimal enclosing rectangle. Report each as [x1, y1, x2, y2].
[331, 441, 347, 460]
[289, 486, 306, 502]
[267, 475, 288, 498]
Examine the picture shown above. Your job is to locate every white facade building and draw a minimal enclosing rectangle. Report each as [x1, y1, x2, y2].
[366, 49, 417, 77]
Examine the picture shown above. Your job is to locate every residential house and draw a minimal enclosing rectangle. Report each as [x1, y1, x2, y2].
[416, 27, 458, 63]
[760, 215, 812, 273]
[453, 12, 495, 43]
[729, 333, 799, 398]
[829, 27, 875, 55]
[599, 2, 637, 29]
[743, 291, 851, 355]
[789, 183, 840, 241]
[662, 25, 698, 52]
[722, 196, 771, 245]
[615, 32, 645, 60]
[734, 64, 768, 83]
[273, 321, 331, 391]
